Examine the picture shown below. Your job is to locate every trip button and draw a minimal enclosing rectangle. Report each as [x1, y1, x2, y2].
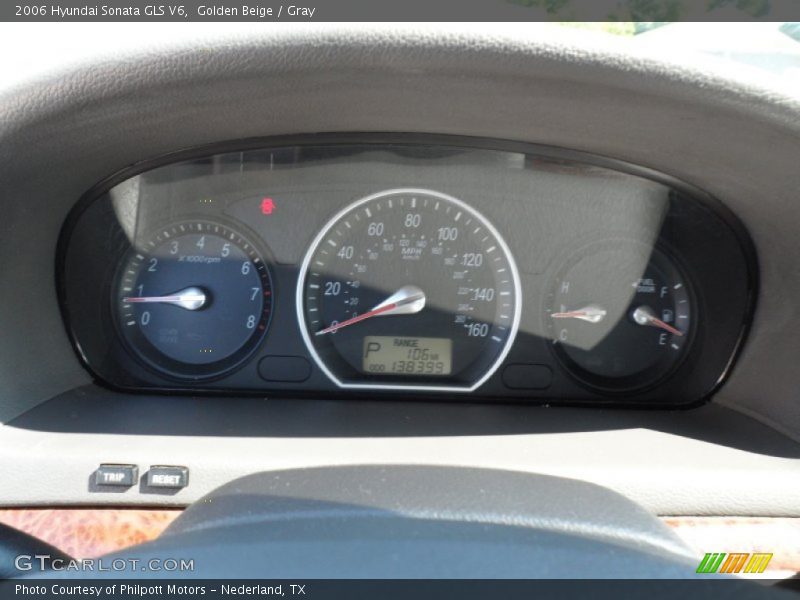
[146, 466, 189, 489]
[95, 464, 138, 487]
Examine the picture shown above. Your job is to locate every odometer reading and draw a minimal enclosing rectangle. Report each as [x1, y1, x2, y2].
[297, 188, 521, 391]
[363, 336, 452, 376]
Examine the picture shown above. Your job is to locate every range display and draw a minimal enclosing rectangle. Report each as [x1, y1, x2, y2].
[59, 138, 754, 405]
[297, 189, 521, 391]
[362, 336, 453, 376]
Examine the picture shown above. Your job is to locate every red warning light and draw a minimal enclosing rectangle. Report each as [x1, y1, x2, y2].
[260, 197, 276, 215]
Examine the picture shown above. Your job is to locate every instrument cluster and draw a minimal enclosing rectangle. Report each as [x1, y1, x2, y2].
[59, 138, 755, 405]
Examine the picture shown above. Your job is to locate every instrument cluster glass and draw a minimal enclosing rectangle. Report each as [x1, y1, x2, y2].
[59, 139, 754, 405]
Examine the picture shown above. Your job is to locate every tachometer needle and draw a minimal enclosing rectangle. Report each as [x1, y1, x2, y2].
[632, 306, 684, 337]
[315, 285, 426, 336]
[122, 286, 208, 311]
[550, 305, 607, 324]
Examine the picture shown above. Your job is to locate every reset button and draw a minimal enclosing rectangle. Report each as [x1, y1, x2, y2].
[146, 466, 189, 489]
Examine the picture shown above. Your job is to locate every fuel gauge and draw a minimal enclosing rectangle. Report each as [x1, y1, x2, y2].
[545, 240, 693, 392]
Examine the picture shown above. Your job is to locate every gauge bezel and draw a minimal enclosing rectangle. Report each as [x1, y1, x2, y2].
[56, 133, 756, 406]
[295, 187, 523, 393]
[113, 219, 275, 381]
[544, 239, 697, 394]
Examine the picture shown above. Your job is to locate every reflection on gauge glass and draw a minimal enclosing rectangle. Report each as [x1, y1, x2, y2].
[297, 188, 521, 391]
[545, 240, 693, 392]
[115, 221, 273, 380]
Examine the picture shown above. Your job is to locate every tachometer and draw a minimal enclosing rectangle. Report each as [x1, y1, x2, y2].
[115, 220, 273, 380]
[297, 188, 521, 391]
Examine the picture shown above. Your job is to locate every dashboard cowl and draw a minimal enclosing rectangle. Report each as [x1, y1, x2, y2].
[109, 466, 696, 578]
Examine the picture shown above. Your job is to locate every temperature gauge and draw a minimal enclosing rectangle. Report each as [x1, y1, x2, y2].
[545, 240, 693, 392]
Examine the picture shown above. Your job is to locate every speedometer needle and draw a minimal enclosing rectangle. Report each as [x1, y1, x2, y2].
[315, 285, 426, 336]
[122, 286, 208, 311]
[632, 306, 684, 337]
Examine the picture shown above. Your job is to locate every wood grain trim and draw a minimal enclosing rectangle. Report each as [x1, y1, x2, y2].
[0, 508, 798, 578]
[0, 509, 180, 559]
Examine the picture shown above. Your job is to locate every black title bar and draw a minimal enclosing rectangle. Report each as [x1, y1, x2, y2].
[3, 0, 800, 22]
[2, 579, 792, 600]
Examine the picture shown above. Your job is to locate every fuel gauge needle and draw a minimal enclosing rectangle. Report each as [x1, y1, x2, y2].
[315, 285, 426, 336]
[632, 306, 684, 337]
[550, 305, 607, 324]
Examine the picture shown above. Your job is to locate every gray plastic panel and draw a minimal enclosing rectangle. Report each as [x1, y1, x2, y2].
[3, 386, 799, 515]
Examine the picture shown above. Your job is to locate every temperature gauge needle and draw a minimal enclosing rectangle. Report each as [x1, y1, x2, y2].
[122, 286, 208, 311]
[632, 306, 684, 337]
[550, 305, 607, 324]
[315, 285, 426, 336]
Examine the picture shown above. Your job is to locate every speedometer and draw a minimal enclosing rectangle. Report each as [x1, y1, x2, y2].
[297, 188, 521, 391]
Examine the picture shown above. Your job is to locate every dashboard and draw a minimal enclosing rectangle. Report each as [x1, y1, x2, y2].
[60, 136, 755, 405]
[0, 22, 798, 527]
